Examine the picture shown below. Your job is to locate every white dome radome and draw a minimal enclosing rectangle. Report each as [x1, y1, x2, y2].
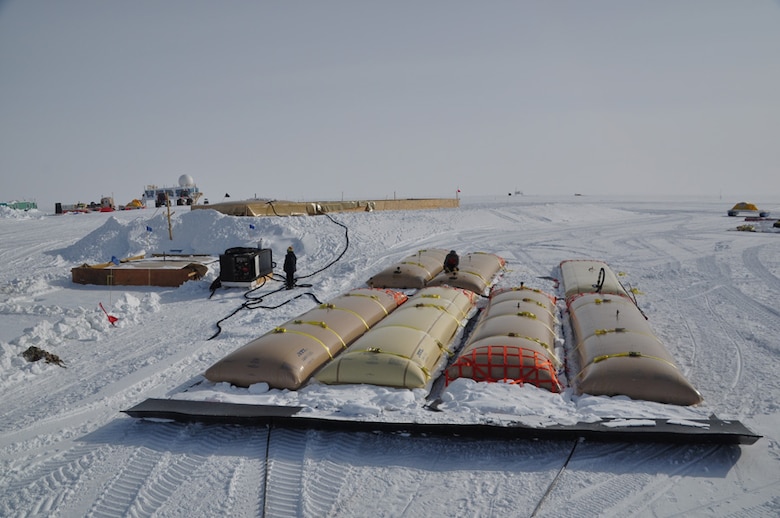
[178, 174, 195, 187]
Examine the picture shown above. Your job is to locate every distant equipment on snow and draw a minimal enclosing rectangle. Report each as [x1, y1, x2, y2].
[178, 174, 195, 188]
[728, 201, 769, 218]
[143, 176, 203, 207]
[1, 200, 37, 211]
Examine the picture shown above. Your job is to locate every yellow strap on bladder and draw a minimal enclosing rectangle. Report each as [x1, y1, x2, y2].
[414, 302, 447, 310]
[291, 320, 347, 347]
[483, 311, 555, 337]
[461, 269, 487, 283]
[412, 303, 464, 326]
[503, 334, 560, 366]
[522, 298, 548, 309]
[582, 296, 632, 309]
[591, 327, 660, 342]
[378, 324, 451, 356]
[318, 303, 370, 329]
[594, 327, 627, 335]
[505, 286, 545, 294]
[419, 294, 470, 320]
[356, 348, 432, 379]
[272, 327, 334, 358]
[505, 333, 554, 355]
[517, 311, 555, 335]
[519, 298, 556, 320]
[399, 261, 432, 276]
[343, 292, 389, 315]
[384, 322, 442, 343]
[578, 351, 678, 377]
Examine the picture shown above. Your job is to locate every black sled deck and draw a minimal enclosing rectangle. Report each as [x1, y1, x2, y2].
[123, 398, 761, 445]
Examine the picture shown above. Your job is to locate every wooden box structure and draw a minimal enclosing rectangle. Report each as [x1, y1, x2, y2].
[71, 254, 218, 287]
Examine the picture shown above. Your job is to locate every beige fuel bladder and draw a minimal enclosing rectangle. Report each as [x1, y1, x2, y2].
[203, 288, 407, 390]
[489, 285, 556, 310]
[559, 259, 629, 301]
[315, 286, 476, 388]
[427, 252, 506, 294]
[568, 293, 702, 405]
[367, 248, 449, 289]
[446, 286, 562, 392]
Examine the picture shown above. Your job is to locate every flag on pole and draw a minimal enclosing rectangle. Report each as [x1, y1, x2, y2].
[249, 224, 256, 230]
[111, 256, 120, 265]
[99, 302, 118, 326]
[146, 225, 153, 232]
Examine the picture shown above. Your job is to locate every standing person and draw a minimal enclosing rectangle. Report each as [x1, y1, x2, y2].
[283, 246, 297, 289]
[444, 250, 460, 273]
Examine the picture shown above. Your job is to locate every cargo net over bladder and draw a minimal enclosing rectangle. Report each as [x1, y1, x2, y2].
[445, 286, 563, 393]
[445, 344, 562, 392]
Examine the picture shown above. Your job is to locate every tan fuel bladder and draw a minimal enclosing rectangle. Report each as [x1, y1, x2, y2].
[446, 286, 562, 392]
[427, 252, 506, 294]
[315, 286, 476, 388]
[568, 292, 702, 405]
[203, 288, 407, 390]
[366, 248, 449, 289]
[559, 259, 629, 301]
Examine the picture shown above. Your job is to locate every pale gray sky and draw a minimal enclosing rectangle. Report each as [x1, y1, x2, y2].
[2, 1, 779, 211]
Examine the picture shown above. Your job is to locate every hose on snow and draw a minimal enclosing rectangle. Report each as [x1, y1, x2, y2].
[207, 200, 349, 339]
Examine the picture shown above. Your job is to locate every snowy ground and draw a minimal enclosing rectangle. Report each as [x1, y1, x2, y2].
[1, 195, 779, 517]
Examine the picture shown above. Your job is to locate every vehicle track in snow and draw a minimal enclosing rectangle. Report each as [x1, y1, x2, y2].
[534, 442, 738, 517]
[0, 420, 271, 518]
[675, 253, 780, 418]
[0, 299, 259, 506]
[298, 430, 352, 517]
[741, 244, 780, 301]
[288, 431, 569, 517]
[0, 307, 223, 452]
[264, 428, 309, 517]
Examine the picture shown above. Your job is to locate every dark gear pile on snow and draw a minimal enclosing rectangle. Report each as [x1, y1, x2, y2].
[21, 346, 66, 368]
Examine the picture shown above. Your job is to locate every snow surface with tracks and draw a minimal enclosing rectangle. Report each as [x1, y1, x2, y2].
[1, 196, 779, 517]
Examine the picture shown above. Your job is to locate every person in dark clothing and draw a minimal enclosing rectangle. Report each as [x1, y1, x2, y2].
[444, 250, 459, 273]
[283, 246, 297, 289]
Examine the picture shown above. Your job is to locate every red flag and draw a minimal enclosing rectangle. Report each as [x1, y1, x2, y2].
[99, 303, 118, 326]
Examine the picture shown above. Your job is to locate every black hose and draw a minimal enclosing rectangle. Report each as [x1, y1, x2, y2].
[266, 200, 350, 283]
[208, 289, 323, 340]
[594, 267, 605, 293]
[207, 201, 348, 339]
[530, 438, 581, 517]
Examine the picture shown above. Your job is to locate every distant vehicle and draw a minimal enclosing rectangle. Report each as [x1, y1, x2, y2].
[55, 196, 115, 214]
[143, 175, 203, 207]
[727, 202, 769, 218]
[121, 199, 145, 210]
[98, 196, 115, 212]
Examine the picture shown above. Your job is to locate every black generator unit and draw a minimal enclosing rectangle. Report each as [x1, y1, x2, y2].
[219, 247, 274, 287]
